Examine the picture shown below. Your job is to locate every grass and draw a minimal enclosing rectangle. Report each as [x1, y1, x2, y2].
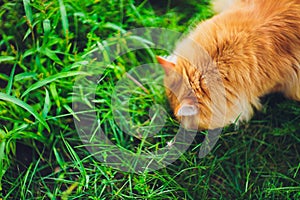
[0, 0, 299, 199]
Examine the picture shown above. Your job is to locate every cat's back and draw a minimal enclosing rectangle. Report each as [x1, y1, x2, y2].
[213, 0, 300, 15]
[187, 0, 300, 61]
[214, 0, 300, 36]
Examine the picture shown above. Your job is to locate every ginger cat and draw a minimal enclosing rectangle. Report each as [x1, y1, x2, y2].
[157, 0, 300, 130]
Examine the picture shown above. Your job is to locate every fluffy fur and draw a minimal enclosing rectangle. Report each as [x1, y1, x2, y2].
[157, 0, 300, 130]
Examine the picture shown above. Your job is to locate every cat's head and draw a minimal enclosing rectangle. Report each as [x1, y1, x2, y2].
[156, 52, 226, 130]
[156, 55, 204, 129]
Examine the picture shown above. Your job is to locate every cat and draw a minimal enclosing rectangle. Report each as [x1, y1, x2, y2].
[157, 0, 300, 130]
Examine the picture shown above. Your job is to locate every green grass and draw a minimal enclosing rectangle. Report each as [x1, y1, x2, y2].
[0, 0, 299, 199]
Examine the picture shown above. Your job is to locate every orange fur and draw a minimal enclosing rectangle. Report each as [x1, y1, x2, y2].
[158, 0, 300, 130]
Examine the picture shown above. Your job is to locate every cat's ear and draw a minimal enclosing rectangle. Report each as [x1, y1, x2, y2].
[156, 55, 176, 75]
[176, 99, 199, 116]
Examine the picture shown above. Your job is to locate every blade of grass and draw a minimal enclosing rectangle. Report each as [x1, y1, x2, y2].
[58, 0, 69, 38]
[39, 47, 63, 66]
[103, 22, 126, 34]
[0, 135, 6, 191]
[14, 72, 38, 82]
[0, 92, 50, 132]
[23, 158, 41, 199]
[42, 88, 51, 118]
[49, 82, 61, 109]
[6, 63, 17, 95]
[53, 146, 66, 170]
[43, 19, 51, 36]
[61, 132, 86, 191]
[21, 71, 90, 98]
[0, 56, 15, 63]
[20, 162, 33, 199]
[23, 0, 33, 24]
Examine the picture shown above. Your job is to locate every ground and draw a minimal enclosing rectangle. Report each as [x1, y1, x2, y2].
[0, 0, 299, 199]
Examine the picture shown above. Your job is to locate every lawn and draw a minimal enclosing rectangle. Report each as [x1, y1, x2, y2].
[0, 0, 299, 199]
